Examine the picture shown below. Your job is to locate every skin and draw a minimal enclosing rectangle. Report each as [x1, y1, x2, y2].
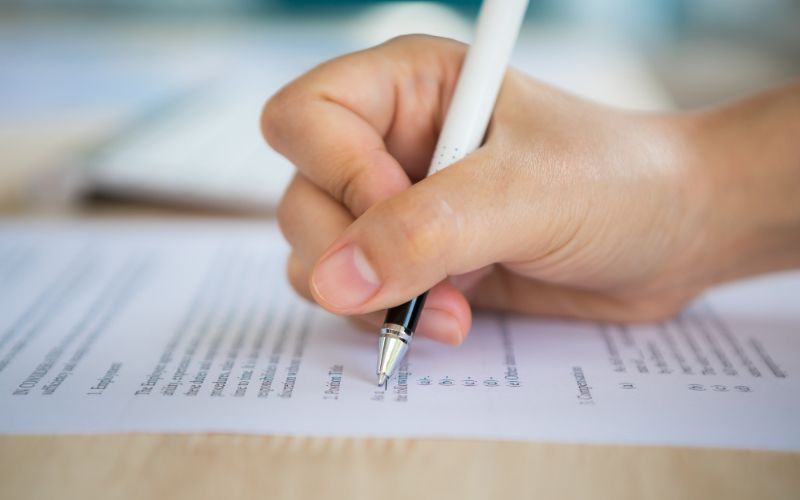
[261, 35, 800, 345]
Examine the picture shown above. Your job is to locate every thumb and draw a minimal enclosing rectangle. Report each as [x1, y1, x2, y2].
[308, 149, 545, 314]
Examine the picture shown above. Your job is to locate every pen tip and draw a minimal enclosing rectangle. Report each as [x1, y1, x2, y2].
[377, 372, 387, 387]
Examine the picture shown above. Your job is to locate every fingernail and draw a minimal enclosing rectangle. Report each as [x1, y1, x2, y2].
[417, 308, 463, 345]
[312, 244, 380, 310]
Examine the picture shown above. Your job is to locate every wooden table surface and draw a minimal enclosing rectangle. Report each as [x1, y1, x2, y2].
[1, 435, 798, 500]
[1, 41, 798, 500]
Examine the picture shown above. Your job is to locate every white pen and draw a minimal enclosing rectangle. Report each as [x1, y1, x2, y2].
[377, 0, 529, 386]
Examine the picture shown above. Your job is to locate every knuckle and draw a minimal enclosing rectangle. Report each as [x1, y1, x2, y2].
[260, 87, 297, 150]
[276, 190, 299, 241]
[260, 96, 283, 149]
[382, 34, 446, 50]
[324, 160, 351, 200]
[330, 166, 365, 215]
[392, 193, 459, 268]
[381, 34, 424, 48]
[336, 173, 358, 213]
[381, 34, 466, 62]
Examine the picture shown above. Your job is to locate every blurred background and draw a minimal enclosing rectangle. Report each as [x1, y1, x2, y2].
[1, 0, 799, 215]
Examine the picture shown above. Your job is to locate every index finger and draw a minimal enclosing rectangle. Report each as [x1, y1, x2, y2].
[261, 35, 466, 217]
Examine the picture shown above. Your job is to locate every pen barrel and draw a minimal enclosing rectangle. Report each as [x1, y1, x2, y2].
[383, 292, 428, 334]
[381, 0, 527, 342]
[428, 0, 528, 175]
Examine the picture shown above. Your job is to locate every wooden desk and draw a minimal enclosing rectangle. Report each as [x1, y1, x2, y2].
[1, 435, 798, 500]
[0, 18, 798, 500]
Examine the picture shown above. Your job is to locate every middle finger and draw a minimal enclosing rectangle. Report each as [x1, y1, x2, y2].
[278, 173, 354, 270]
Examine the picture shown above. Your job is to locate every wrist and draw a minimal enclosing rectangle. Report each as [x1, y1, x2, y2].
[693, 81, 800, 284]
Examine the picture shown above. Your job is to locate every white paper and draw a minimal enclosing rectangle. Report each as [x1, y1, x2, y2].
[1, 220, 798, 451]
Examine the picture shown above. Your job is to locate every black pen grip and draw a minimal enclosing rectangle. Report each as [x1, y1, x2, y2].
[383, 292, 428, 334]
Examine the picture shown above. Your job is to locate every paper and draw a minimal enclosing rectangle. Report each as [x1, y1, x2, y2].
[1, 220, 798, 451]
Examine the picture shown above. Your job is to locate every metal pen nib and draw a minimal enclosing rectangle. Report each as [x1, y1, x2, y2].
[376, 323, 412, 385]
[376, 293, 426, 386]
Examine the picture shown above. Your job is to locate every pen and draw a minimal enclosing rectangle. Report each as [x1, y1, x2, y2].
[376, 0, 529, 386]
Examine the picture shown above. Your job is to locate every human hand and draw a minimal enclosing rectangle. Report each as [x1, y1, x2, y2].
[262, 35, 800, 344]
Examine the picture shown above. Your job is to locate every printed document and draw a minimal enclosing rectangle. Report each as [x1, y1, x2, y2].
[0, 220, 797, 451]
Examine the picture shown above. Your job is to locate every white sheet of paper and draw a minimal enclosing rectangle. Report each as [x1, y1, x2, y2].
[1, 220, 798, 451]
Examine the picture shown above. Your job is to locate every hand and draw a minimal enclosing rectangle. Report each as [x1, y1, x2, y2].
[262, 35, 800, 344]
